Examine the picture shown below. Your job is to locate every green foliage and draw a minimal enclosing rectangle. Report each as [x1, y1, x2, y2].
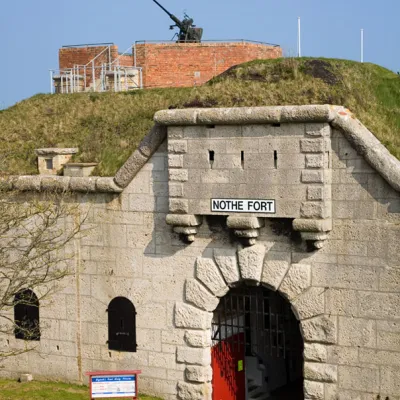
[1, 58, 399, 176]
[0, 379, 161, 400]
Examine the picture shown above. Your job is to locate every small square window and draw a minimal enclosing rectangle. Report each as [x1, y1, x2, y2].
[45, 159, 53, 170]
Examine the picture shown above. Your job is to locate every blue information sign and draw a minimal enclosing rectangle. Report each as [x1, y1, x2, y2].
[91, 375, 136, 398]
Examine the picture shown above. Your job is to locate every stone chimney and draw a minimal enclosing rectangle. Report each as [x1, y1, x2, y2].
[35, 148, 78, 175]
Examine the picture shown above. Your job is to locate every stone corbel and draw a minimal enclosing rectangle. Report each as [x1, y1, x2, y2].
[293, 219, 332, 250]
[166, 214, 203, 243]
[227, 216, 265, 246]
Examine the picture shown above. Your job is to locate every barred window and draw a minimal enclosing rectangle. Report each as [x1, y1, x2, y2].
[14, 289, 40, 341]
[107, 297, 137, 352]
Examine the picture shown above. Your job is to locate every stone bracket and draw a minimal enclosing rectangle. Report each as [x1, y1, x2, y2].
[227, 216, 265, 246]
[293, 218, 332, 250]
[166, 214, 203, 243]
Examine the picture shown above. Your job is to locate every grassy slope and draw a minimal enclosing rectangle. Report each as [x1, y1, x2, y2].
[0, 379, 161, 400]
[0, 58, 399, 176]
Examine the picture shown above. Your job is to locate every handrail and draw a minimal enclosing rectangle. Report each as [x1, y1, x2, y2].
[110, 44, 134, 67]
[134, 39, 281, 47]
[62, 42, 114, 48]
[84, 45, 112, 67]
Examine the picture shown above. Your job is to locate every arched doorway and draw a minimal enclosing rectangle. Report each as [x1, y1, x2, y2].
[211, 285, 304, 400]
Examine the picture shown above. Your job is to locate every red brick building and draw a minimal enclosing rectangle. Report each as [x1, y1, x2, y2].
[58, 41, 282, 91]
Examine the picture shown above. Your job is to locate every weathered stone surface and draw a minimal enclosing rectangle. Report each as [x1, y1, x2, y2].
[114, 149, 148, 188]
[338, 316, 376, 348]
[14, 176, 42, 191]
[300, 138, 325, 153]
[213, 249, 240, 285]
[138, 124, 167, 157]
[233, 229, 259, 238]
[185, 279, 219, 312]
[338, 366, 380, 393]
[292, 287, 325, 320]
[261, 253, 290, 290]
[184, 330, 212, 348]
[169, 199, 189, 214]
[176, 346, 211, 366]
[196, 258, 228, 297]
[304, 343, 327, 362]
[168, 140, 188, 154]
[293, 218, 332, 232]
[301, 170, 324, 183]
[301, 316, 338, 344]
[380, 366, 400, 395]
[305, 123, 330, 137]
[35, 148, 79, 156]
[332, 109, 400, 192]
[40, 176, 71, 192]
[169, 169, 188, 182]
[185, 366, 213, 383]
[177, 381, 210, 400]
[237, 244, 265, 282]
[155, 105, 334, 126]
[69, 177, 97, 192]
[304, 362, 337, 383]
[166, 214, 202, 227]
[279, 263, 311, 301]
[168, 154, 184, 168]
[226, 216, 264, 229]
[175, 303, 212, 330]
[304, 380, 324, 399]
[96, 177, 123, 193]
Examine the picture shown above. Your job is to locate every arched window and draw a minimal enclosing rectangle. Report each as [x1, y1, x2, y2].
[107, 297, 137, 352]
[14, 289, 40, 341]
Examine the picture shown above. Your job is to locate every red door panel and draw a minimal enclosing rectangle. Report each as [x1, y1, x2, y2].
[212, 333, 245, 400]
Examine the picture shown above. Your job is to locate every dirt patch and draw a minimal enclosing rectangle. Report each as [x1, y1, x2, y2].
[183, 97, 218, 108]
[303, 59, 339, 85]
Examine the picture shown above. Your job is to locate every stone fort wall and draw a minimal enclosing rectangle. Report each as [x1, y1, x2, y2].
[0, 106, 400, 399]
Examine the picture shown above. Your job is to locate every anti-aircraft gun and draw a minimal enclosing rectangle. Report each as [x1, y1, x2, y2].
[152, 0, 203, 43]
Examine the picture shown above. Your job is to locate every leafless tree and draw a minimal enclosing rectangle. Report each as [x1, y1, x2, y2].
[0, 183, 86, 359]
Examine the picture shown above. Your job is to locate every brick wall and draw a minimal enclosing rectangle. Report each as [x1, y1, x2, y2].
[59, 45, 121, 86]
[135, 42, 282, 88]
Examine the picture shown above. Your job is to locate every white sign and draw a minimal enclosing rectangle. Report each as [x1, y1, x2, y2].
[211, 199, 275, 213]
[91, 375, 136, 398]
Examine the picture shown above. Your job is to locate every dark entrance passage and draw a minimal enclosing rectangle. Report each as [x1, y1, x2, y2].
[211, 286, 304, 400]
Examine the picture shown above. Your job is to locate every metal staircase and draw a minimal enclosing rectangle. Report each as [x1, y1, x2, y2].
[50, 44, 142, 94]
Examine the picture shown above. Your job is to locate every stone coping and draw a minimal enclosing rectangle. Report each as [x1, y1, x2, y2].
[3, 105, 400, 193]
[64, 163, 98, 167]
[35, 148, 79, 156]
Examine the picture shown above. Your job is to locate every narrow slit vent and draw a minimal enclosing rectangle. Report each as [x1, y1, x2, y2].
[241, 151, 244, 169]
[274, 150, 278, 169]
[209, 150, 215, 168]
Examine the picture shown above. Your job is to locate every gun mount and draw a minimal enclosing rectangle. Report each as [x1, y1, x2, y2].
[152, 0, 203, 43]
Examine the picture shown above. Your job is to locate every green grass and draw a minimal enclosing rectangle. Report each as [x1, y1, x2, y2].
[1, 57, 399, 176]
[0, 379, 162, 400]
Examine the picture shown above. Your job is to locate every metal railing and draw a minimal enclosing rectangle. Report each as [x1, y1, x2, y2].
[49, 44, 142, 94]
[134, 38, 281, 47]
[49, 65, 142, 94]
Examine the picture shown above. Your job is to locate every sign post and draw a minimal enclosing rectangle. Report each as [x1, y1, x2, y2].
[86, 370, 142, 400]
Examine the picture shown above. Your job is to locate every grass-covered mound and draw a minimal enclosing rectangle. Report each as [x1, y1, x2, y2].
[1, 58, 399, 176]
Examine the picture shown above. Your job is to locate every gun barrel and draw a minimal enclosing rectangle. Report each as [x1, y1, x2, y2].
[152, 0, 172, 17]
[152, 0, 183, 28]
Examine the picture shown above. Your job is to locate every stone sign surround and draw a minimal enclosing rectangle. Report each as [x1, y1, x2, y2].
[173, 245, 332, 400]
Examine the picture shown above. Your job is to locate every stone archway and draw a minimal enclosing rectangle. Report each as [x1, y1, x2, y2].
[174, 244, 338, 400]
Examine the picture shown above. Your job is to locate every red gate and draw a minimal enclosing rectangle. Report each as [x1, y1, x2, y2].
[211, 333, 245, 400]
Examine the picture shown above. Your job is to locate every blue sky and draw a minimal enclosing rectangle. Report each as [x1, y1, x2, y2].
[0, 0, 398, 108]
